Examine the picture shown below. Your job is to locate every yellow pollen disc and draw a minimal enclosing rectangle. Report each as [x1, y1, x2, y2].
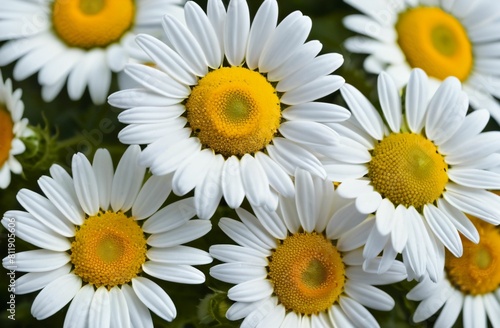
[445, 219, 500, 295]
[71, 211, 146, 288]
[186, 66, 281, 157]
[268, 232, 345, 315]
[396, 7, 473, 81]
[369, 133, 448, 209]
[0, 106, 14, 167]
[52, 0, 135, 49]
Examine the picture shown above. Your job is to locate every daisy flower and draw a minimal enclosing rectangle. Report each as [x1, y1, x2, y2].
[408, 218, 500, 328]
[0, 69, 32, 189]
[209, 169, 407, 327]
[325, 69, 500, 281]
[342, 0, 500, 122]
[108, 0, 350, 219]
[1, 145, 212, 326]
[0, 0, 186, 104]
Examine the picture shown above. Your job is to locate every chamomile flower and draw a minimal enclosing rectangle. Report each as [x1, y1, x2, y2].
[209, 170, 407, 328]
[343, 0, 500, 122]
[108, 0, 349, 219]
[0, 69, 32, 189]
[408, 218, 500, 328]
[1, 145, 212, 326]
[325, 69, 500, 281]
[0, 0, 185, 104]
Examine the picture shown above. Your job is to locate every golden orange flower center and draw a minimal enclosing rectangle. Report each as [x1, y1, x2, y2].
[186, 66, 281, 157]
[369, 133, 448, 209]
[396, 7, 473, 81]
[52, 0, 135, 49]
[71, 211, 146, 288]
[0, 105, 14, 167]
[268, 232, 345, 315]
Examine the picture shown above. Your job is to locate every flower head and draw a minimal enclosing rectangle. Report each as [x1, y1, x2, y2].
[1, 145, 212, 326]
[0, 0, 185, 104]
[108, 0, 350, 219]
[326, 69, 500, 281]
[209, 169, 406, 327]
[343, 0, 500, 123]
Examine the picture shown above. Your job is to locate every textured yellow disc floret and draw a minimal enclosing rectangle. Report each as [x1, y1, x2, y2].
[186, 67, 281, 157]
[71, 211, 146, 288]
[52, 0, 135, 49]
[446, 219, 500, 295]
[268, 232, 345, 315]
[396, 7, 473, 81]
[0, 106, 14, 166]
[369, 133, 448, 209]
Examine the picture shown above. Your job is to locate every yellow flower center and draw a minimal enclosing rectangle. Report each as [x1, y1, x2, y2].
[396, 7, 473, 81]
[186, 67, 281, 157]
[52, 0, 135, 49]
[71, 211, 146, 288]
[268, 232, 345, 315]
[445, 219, 500, 295]
[0, 105, 14, 167]
[369, 133, 448, 209]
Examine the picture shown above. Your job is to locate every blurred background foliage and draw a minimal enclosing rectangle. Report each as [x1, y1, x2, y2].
[2, 0, 496, 326]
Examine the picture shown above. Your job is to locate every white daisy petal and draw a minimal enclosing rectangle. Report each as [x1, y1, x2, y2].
[109, 287, 130, 328]
[405, 68, 429, 134]
[207, 0, 226, 63]
[282, 102, 351, 123]
[218, 218, 271, 255]
[63, 284, 94, 328]
[463, 295, 486, 328]
[72, 153, 99, 216]
[228, 279, 274, 303]
[237, 207, 278, 249]
[171, 148, 212, 195]
[143, 262, 205, 284]
[220, 155, 245, 208]
[16, 264, 71, 295]
[344, 281, 394, 311]
[240, 154, 270, 207]
[255, 152, 294, 198]
[7, 249, 70, 273]
[132, 277, 176, 322]
[132, 174, 172, 220]
[89, 286, 111, 328]
[391, 205, 409, 253]
[246, 0, 278, 70]
[423, 204, 462, 257]
[121, 284, 153, 328]
[339, 296, 380, 328]
[355, 191, 382, 214]
[444, 184, 500, 225]
[434, 289, 464, 328]
[92, 148, 114, 211]
[142, 198, 196, 234]
[377, 72, 401, 132]
[224, 0, 250, 66]
[327, 202, 368, 240]
[445, 132, 500, 165]
[111, 145, 145, 212]
[209, 244, 268, 266]
[210, 263, 267, 284]
[295, 169, 318, 233]
[147, 245, 212, 265]
[150, 137, 201, 176]
[403, 207, 427, 278]
[147, 220, 211, 248]
[278, 120, 339, 148]
[251, 205, 287, 240]
[31, 274, 82, 320]
[483, 293, 500, 328]
[117, 105, 185, 124]
[195, 154, 224, 220]
[337, 218, 376, 252]
[280, 75, 345, 106]
[448, 168, 500, 189]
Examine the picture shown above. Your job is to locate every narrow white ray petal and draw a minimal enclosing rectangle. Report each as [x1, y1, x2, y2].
[207, 0, 226, 65]
[255, 152, 294, 198]
[162, 15, 207, 77]
[39, 48, 82, 85]
[147, 245, 212, 265]
[280, 311, 300, 328]
[257, 304, 286, 328]
[324, 139, 371, 164]
[283, 102, 351, 123]
[108, 287, 130, 328]
[406, 276, 437, 301]
[276, 53, 344, 92]
[72, 153, 99, 216]
[109, 88, 182, 108]
[346, 262, 407, 286]
[251, 205, 287, 240]
[172, 149, 213, 196]
[339, 296, 379, 328]
[237, 207, 278, 249]
[16, 264, 71, 295]
[147, 220, 211, 248]
[267, 138, 326, 178]
[355, 191, 382, 214]
[405, 68, 429, 134]
[240, 298, 278, 327]
[363, 228, 389, 261]
[228, 279, 273, 303]
[224, 0, 250, 66]
[63, 284, 94, 328]
[121, 284, 153, 328]
[132, 277, 176, 321]
[6, 249, 70, 272]
[16, 189, 75, 237]
[391, 205, 409, 253]
[344, 282, 394, 311]
[124, 64, 191, 99]
[135, 34, 197, 85]
[281, 75, 344, 105]
[118, 118, 187, 145]
[340, 84, 385, 140]
[110, 145, 145, 212]
[87, 50, 112, 105]
[210, 263, 267, 284]
[375, 198, 395, 236]
[413, 283, 453, 322]
[226, 300, 266, 321]
[132, 174, 172, 220]
[143, 262, 205, 284]
[279, 120, 339, 148]
[246, 0, 278, 70]
[377, 72, 401, 132]
[402, 207, 427, 279]
[445, 131, 500, 165]
[326, 202, 369, 240]
[448, 168, 500, 189]
[434, 289, 464, 328]
[218, 218, 272, 255]
[185, 1, 221, 69]
[240, 154, 270, 207]
[31, 274, 82, 320]
[337, 218, 375, 252]
[330, 304, 356, 328]
[209, 244, 268, 266]
[118, 105, 185, 124]
[259, 12, 311, 72]
[220, 155, 245, 208]
[483, 293, 500, 328]
[278, 195, 301, 234]
[195, 154, 224, 219]
[13, 42, 65, 81]
[92, 149, 113, 211]
[423, 205, 462, 257]
[343, 14, 396, 42]
[142, 198, 196, 234]
[89, 286, 111, 328]
[150, 137, 201, 176]
[444, 184, 500, 224]
[463, 295, 486, 328]
[2, 211, 70, 251]
[295, 169, 318, 232]
[438, 198, 479, 243]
